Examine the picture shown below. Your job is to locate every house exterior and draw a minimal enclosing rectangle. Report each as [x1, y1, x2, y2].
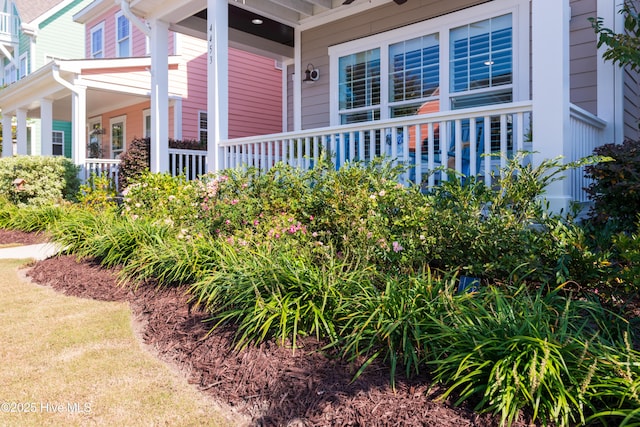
[0, 0, 92, 157]
[5, 0, 639, 213]
[0, 0, 283, 180]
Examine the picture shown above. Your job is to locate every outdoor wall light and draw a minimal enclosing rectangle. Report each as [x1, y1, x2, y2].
[303, 64, 319, 83]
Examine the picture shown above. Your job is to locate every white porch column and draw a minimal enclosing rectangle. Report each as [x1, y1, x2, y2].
[532, 0, 572, 213]
[15, 109, 27, 155]
[2, 114, 13, 157]
[40, 98, 53, 156]
[172, 98, 182, 139]
[293, 28, 302, 130]
[150, 19, 170, 173]
[597, 0, 625, 144]
[206, 0, 228, 173]
[72, 85, 87, 165]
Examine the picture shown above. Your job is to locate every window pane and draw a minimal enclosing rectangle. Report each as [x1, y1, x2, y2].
[338, 49, 380, 111]
[389, 34, 439, 102]
[450, 14, 512, 93]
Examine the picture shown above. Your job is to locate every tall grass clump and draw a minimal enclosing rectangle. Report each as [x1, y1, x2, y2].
[425, 283, 637, 426]
[188, 237, 366, 351]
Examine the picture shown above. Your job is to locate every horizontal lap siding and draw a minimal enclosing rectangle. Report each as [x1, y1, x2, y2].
[228, 49, 282, 138]
[570, 0, 598, 115]
[174, 34, 207, 141]
[300, 0, 488, 130]
[624, 68, 640, 140]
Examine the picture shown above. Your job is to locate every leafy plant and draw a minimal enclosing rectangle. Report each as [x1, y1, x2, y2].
[584, 139, 640, 232]
[118, 137, 150, 191]
[0, 156, 80, 206]
[590, 0, 640, 72]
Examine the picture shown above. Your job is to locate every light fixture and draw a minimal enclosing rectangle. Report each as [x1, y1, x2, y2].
[303, 63, 319, 83]
[483, 60, 494, 66]
[251, 18, 263, 25]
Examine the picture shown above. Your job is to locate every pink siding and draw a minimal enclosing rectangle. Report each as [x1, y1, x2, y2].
[85, 6, 174, 59]
[228, 49, 283, 138]
[83, 8, 283, 150]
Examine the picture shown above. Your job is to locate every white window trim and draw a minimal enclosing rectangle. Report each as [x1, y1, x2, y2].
[90, 22, 105, 58]
[198, 111, 207, 143]
[18, 53, 27, 79]
[143, 109, 151, 138]
[52, 130, 64, 156]
[115, 11, 132, 58]
[110, 115, 127, 158]
[328, 0, 529, 126]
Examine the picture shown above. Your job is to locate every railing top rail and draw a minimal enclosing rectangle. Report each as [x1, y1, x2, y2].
[168, 148, 207, 155]
[85, 158, 122, 165]
[569, 103, 607, 129]
[219, 100, 534, 147]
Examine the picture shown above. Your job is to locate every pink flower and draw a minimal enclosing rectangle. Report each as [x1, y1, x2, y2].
[392, 241, 404, 253]
[225, 219, 231, 225]
[231, 199, 239, 205]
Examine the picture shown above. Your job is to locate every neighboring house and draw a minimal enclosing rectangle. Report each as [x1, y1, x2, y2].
[5, 0, 639, 213]
[0, 0, 92, 156]
[0, 0, 283, 177]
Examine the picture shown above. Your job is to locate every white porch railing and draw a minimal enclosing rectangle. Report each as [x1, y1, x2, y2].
[83, 159, 121, 190]
[219, 101, 534, 188]
[168, 148, 207, 181]
[569, 104, 607, 204]
[0, 12, 19, 41]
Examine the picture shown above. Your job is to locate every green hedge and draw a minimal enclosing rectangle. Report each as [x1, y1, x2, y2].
[0, 156, 80, 206]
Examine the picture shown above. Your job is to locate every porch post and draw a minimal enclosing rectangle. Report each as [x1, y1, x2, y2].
[206, 0, 228, 173]
[172, 98, 182, 139]
[293, 28, 302, 130]
[532, 0, 572, 213]
[15, 109, 27, 155]
[40, 98, 53, 156]
[150, 19, 170, 173]
[2, 113, 13, 157]
[72, 85, 87, 165]
[597, 0, 624, 144]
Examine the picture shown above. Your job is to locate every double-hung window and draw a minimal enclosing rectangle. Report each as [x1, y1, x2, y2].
[199, 112, 208, 145]
[115, 13, 131, 57]
[90, 23, 104, 58]
[52, 131, 64, 156]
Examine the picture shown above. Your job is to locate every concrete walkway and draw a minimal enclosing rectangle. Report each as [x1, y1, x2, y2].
[0, 243, 62, 261]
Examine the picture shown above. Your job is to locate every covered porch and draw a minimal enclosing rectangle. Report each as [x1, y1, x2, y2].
[75, 0, 620, 211]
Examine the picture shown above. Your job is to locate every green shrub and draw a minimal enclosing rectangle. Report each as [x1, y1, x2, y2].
[585, 139, 640, 232]
[77, 172, 119, 211]
[118, 137, 150, 191]
[0, 156, 80, 206]
[121, 171, 200, 232]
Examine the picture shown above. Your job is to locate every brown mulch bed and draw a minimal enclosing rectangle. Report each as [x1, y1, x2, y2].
[0, 229, 49, 245]
[6, 229, 518, 426]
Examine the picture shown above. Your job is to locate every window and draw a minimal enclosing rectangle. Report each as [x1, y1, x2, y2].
[329, 0, 527, 123]
[338, 49, 380, 124]
[115, 13, 131, 57]
[4, 63, 15, 85]
[52, 131, 64, 156]
[143, 110, 151, 138]
[199, 112, 207, 145]
[90, 23, 104, 58]
[110, 116, 126, 158]
[19, 54, 27, 79]
[449, 14, 513, 109]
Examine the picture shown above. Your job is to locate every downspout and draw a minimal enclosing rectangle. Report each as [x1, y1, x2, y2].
[51, 63, 76, 94]
[52, 63, 86, 165]
[119, 0, 151, 37]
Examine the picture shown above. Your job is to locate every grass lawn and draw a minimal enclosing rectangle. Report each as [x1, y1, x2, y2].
[0, 258, 244, 427]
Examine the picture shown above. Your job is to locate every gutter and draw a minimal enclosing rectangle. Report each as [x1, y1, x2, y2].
[51, 62, 79, 94]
